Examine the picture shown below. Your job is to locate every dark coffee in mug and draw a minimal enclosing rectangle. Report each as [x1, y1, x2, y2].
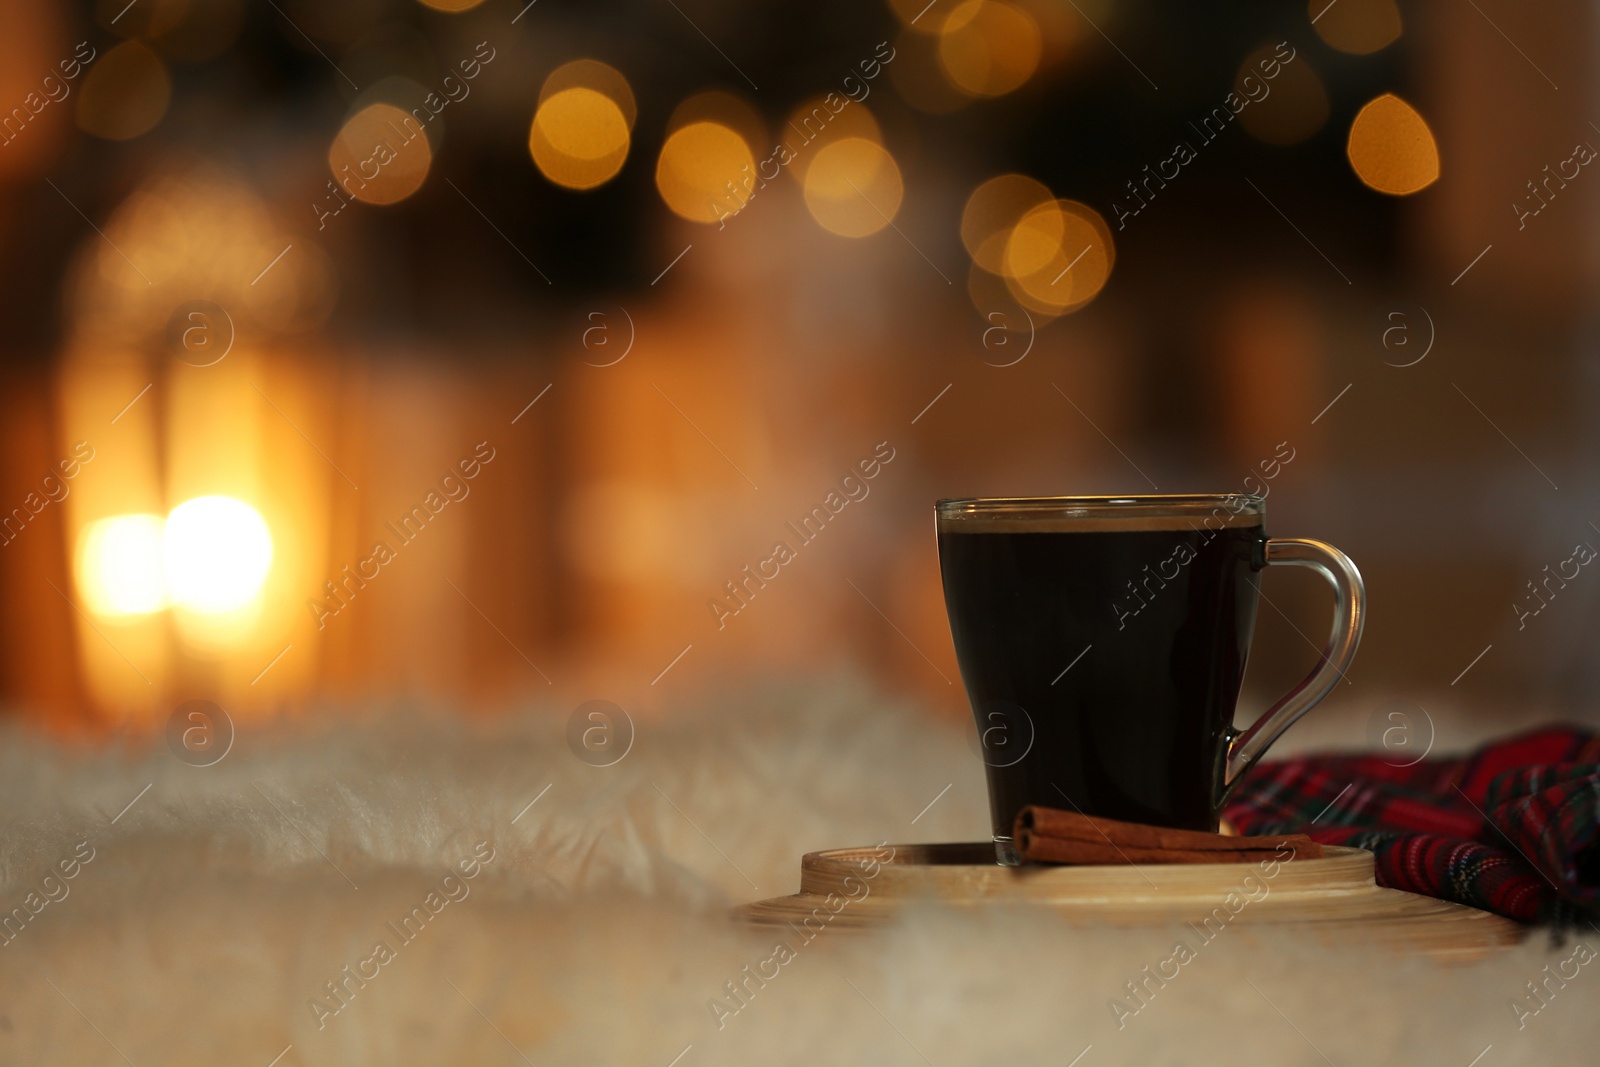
[936, 496, 1363, 865]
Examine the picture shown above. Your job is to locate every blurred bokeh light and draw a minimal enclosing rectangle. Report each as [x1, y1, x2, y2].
[328, 102, 433, 206]
[75, 40, 171, 141]
[0, 0, 1592, 734]
[937, 0, 1043, 98]
[1003, 199, 1114, 316]
[1236, 43, 1329, 146]
[962, 173, 1053, 274]
[1347, 93, 1440, 195]
[163, 496, 273, 616]
[804, 137, 904, 237]
[529, 60, 636, 191]
[530, 88, 631, 191]
[1311, 0, 1402, 55]
[76, 514, 166, 618]
[656, 120, 756, 224]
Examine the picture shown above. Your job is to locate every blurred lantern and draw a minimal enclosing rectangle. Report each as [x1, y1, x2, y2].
[74, 497, 274, 620]
[1311, 0, 1402, 55]
[328, 102, 433, 205]
[76, 40, 172, 141]
[1235, 44, 1329, 146]
[529, 60, 635, 191]
[937, 0, 1043, 98]
[416, 0, 488, 10]
[1003, 199, 1114, 315]
[1347, 93, 1439, 195]
[57, 168, 336, 710]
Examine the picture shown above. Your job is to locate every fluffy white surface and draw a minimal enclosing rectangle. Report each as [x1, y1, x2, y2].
[0, 679, 1594, 1065]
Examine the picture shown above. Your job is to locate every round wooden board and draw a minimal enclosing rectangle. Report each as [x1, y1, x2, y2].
[735, 842, 1525, 962]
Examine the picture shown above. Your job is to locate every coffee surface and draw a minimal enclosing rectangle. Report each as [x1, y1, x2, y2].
[938, 523, 1264, 835]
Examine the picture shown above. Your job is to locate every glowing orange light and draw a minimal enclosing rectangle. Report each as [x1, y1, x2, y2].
[655, 121, 756, 224]
[1347, 93, 1440, 195]
[164, 496, 274, 615]
[77, 514, 167, 618]
[529, 88, 631, 191]
[1003, 199, 1114, 314]
[803, 137, 904, 237]
[938, 0, 1043, 98]
[541, 59, 637, 130]
[1236, 44, 1329, 146]
[961, 173, 1053, 274]
[783, 97, 883, 181]
[1311, 0, 1402, 55]
[76, 41, 172, 141]
[327, 102, 433, 206]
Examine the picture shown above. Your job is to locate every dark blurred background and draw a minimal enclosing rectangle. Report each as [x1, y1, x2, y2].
[0, 0, 1592, 745]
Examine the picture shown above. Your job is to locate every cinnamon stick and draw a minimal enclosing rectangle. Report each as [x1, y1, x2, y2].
[1013, 805, 1322, 866]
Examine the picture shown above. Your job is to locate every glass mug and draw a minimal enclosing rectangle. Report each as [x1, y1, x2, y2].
[936, 495, 1364, 865]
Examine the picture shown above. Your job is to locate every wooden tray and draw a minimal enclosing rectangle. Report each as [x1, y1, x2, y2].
[735, 842, 1525, 962]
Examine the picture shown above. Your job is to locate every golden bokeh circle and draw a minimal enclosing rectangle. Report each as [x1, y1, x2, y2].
[1236, 45, 1329, 146]
[76, 41, 172, 141]
[529, 87, 631, 191]
[541, 59, 637, 130]
[667, 92, 765, 160]
[784, 97, 883, 181]
[327, 102, 433, 206]
[415, 0, 488, 11]
[1347, 93, 1439, 196]
[961, 173, 1052, 274]
[1311, 0, 1402, 55]
[803, 137, 904, 238]
[655, 121, 757, 224]
[1003, 199, 1114, 314]
[938, 0, 1043, 98]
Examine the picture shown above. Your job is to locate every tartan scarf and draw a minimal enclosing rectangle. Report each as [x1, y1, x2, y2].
[1224, 726, 1600, 926]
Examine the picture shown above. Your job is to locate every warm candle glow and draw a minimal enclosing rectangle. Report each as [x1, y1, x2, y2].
[164, 496, 274, 615]
[76, 514, 167, 618]
[75, 496, 275, 619]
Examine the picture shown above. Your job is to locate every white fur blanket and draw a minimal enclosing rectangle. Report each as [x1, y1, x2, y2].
[0, 679, 1593, 1065]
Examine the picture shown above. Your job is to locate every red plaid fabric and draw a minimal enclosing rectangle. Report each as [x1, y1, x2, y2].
[1224, 727, 1600, 925]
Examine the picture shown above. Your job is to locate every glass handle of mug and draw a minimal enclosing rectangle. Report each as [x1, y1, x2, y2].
[1218, 538, 1366, 803]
